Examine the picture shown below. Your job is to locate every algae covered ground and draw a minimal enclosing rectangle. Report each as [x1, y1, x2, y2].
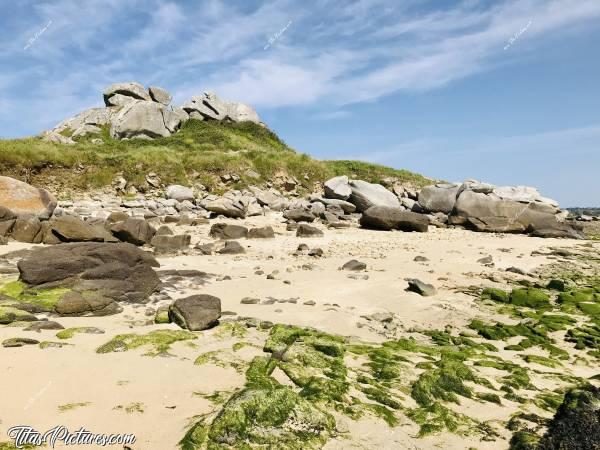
[170, 242, 600, 449]
[1, 229, 598, 449]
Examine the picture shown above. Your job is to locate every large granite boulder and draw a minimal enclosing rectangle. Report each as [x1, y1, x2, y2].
[169, 294, 221, 331]
[0, 176, 57, 219]
[16, 242, 160, 316]
[418, 183, 460, 214]
[324, 176, 352, 200]
[182, 92, 260, 124]
[349, 180, 400, 212]
[103, 82, 151, 106]
[450, 189, 583, 238]
[110, 101, 185, 139]
[360, 206, 429, 232]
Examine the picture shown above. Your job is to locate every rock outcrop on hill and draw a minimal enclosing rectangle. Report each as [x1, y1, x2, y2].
[43, 82, 262, 143]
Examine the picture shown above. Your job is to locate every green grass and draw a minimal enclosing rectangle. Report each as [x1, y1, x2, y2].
[0, 119, 430, 193]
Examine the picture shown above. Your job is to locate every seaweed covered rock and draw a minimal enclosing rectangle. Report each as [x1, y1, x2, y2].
[537, 384, 600, 450]
[510, 288, 551, 309]
[14, 242, 160, 316]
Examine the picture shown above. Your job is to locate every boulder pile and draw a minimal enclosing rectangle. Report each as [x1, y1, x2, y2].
[416, 180, 583, 238]
[43, 82, 262, 143]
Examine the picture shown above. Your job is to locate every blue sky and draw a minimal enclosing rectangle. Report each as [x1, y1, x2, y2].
[1, 0, 598, 206]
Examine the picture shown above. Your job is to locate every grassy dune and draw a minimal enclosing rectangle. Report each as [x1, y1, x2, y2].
[0, 120, 431, 194]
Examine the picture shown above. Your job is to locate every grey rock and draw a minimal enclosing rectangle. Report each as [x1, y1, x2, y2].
[417, 183, 460, 214]
[169, 294, 221, 331]
[324, 176, 352, 200]
[151, 234, 191, 255]
[204, 198, 246, 218]
[50, 216, 114, 242]
[360, 206, 429, 232]
[283, 208, 316, 223]
[182, 92, 260, 123]
[148, 86, 172, 105]
[309, 195, 356, 213]
[210, 223, 248, 240]
[217, 241, 245, 255]
[248, 226, 275, 239]
[110, 218, 156, 246]
[105, 93, 138, 107]
[110, 101, 182, 140]
[165, 185, 195, 202]
[349, 180, 400, 212]
[342, 260, 366, 271]
[155, 225, 173, 236]
[24, 320, 65, 332]
[11, 217, 42, 243]
[296, 224, 323, 237]
[103, 82, 151, 105]
[406, 279, 437, 297]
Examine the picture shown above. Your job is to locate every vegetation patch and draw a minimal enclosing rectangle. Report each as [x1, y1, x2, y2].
[114, 402, 145, 414]
[56, 327, 104, 340]
[0, 120, 430, 194]
[96, 329, 197, 356]
[58, 402, 91, 412]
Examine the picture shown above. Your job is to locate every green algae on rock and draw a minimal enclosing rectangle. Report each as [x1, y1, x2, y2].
[0, 279, 71, 312]
[56, 326, 105, 340]
[509, 288, 551, 309]
[0, 305, 36, 324]
[96, 329, 197, 356]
